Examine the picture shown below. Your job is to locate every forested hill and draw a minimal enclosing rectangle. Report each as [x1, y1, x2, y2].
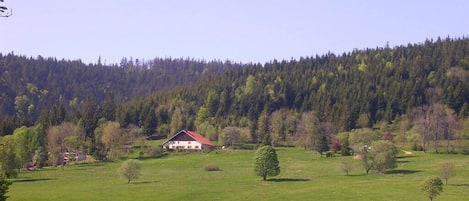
[1, 37, 469, 138]
[0, 55, 242, 134]
[119, 37, 469, 137]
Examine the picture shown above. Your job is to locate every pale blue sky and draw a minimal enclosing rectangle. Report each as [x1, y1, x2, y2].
[1, 0, 468, 65]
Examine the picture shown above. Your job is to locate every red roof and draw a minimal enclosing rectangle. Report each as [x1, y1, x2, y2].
[163, 130, 215, 147]
[185, 130, 215, 146]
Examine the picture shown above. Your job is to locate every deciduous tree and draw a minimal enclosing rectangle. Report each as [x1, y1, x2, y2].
[101, 121, 126, 161]
[118, 159, 141, 184]
[420, 176, 443, 201]
[368, 140, 398, 174]
[295, 111, 318, 150]
[220, 126, 241, 148]
[439, 162, 455, 184]
[256, 109, 270, 146]
[253, 146, 280, 181]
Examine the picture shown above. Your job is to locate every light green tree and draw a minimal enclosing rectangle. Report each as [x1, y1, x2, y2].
[368, 140, 399, 174]
[118, 159, 141, 184]
[295, 111, 318, 150]
[101, 122, 126, 161]
[195, 106, 210, 128]
[253, 146, 280, 181]
[169, 107, 184, 136]
[420, 176, 443, 201]
[0, 136, 19, 178]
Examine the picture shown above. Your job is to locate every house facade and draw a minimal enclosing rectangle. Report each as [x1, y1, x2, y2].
[162, 130, 215, 151]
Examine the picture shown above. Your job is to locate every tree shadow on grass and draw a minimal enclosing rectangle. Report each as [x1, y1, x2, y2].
[386, 170, 421, 174]
[396, 155, 416, 159]
[397, 160, 410, 164]
[13, 178, 55, 183]
[267, 178, 310, 182]
[344, 173, 368, 177]
[131, 180, 158, 185]
[449, 183, 469, 187]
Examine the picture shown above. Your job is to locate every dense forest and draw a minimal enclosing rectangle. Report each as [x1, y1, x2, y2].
[0, 54, 242, 134]
[0, 37, 469, 168]
[118, 37, 469, 136]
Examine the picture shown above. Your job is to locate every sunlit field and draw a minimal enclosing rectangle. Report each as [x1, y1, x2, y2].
[8, 148, 469, 201]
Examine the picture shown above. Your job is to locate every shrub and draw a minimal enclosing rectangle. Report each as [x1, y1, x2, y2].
[148, 146, 163, 158]
[412, 142, 423, 151]
[340, 144, 352, 156]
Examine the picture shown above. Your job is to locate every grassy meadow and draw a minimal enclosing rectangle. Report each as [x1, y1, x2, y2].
[8, 147, 469, 201]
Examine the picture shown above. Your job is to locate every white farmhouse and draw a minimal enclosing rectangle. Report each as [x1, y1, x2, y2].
[162, 130, 215, 151]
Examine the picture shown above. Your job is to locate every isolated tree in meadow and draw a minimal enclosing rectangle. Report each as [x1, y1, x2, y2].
[253, 146, 280, 181]
[420, 176, 443, 201]
[357, 140, 398, 174]
[368, 140, 398, 174]
[340, 158, 354, 176]
[118, 159, 141, 184]
[439, 162, 455, 184]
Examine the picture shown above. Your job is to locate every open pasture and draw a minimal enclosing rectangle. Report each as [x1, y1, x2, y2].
[8, 148, 469, 201]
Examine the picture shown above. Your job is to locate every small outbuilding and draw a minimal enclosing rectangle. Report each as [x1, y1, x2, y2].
[162, 130, 215, 151]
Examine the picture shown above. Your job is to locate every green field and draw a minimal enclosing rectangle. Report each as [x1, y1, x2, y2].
[8, 148, 469, 201]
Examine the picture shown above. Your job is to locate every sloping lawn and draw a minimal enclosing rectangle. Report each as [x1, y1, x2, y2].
[8, 148, 469, 201]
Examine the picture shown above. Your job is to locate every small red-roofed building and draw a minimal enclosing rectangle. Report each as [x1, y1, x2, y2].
[162, 130, 215, 151]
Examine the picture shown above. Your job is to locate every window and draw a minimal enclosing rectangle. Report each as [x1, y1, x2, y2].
[195, 146, 199, 149]
[188, 141, 191, 144]
[188, 146, 192, 149]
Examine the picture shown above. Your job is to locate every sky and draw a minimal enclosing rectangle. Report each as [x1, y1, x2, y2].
[1, 0, 469, 65]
